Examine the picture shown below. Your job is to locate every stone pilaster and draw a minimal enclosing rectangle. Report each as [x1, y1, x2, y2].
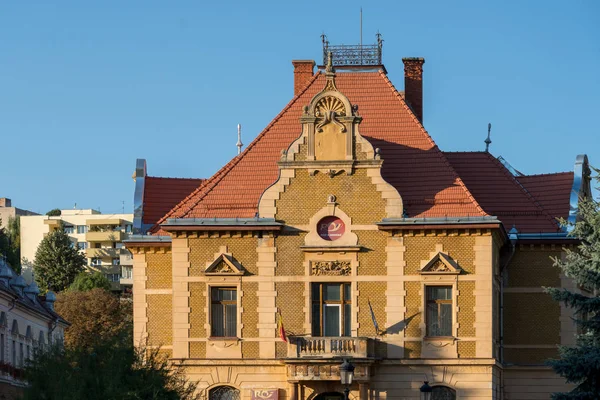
[172, 237, 190, 359]
[132, 251, 148, 347]
[474, 236, 493, 357]
[257, 235, 277, 358]
[385, 236, 406, 358]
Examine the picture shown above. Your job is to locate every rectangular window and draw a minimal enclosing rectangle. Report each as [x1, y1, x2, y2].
[64, 225, 75, 234]
[91, 258, 102, 266]
[311, 283, 351, 337]
[1, 333, 4, 362]
[121, 266, 133, 279]
[426, 286, 453, 337]
[27, 345, 30, 361]
[19, 343, 23, 367]
[125, 224, 133, 233]
[211, 287, 237, 337]
[77, 242, 88, 250]
[112, 258, 120, 266]
[76, 225, 88, 234]
[12, 340, 16, 365]
[116, 242, 124, 249]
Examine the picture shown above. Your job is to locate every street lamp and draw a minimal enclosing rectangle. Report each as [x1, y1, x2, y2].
[420, 381, 432, 400]
[339, 358, 355, 400]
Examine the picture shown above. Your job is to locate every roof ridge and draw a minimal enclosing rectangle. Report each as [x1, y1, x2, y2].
[147, 176, 205, 181]
[519, 171, 574, 178]
[378, 70, 488, 217]
[149, 71, 323, 234]
[485, 152, 560, 230]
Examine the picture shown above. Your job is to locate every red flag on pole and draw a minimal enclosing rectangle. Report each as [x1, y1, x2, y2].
[277, 312, 287, 342]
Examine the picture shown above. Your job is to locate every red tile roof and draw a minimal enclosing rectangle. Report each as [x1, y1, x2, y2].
[143, 176, 204, 226]
[517, 172, 574, 223]
[444, 152, 568, 233]
[150, 70, 488, 234]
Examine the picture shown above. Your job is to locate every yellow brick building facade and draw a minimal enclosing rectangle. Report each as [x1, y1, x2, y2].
[128, 48, 591, 399]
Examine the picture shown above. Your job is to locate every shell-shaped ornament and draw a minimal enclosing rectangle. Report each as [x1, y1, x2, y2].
[315, 96, 346, 118]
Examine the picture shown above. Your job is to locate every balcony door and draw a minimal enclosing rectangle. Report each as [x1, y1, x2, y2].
[312, 283, 351, 337]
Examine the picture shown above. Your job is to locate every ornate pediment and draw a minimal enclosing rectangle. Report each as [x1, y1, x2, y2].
[204, 254, 245, 276]
[419, 252, 461, 275]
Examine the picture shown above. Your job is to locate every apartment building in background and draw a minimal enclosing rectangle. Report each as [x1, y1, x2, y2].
[20, 209, 134, 292]
[0, 198, 38, 230]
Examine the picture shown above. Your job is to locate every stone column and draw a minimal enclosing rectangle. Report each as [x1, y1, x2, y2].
[290, 382, 299, 400]
[359, 382, 369, 400]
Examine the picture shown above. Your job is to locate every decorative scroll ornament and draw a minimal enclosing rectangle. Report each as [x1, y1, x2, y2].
[430, 260, 452, 272]
[311, 261, 351, 276]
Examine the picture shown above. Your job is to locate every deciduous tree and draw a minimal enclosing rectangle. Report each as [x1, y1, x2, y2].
[69, 271, 112, 292]
[55, 288, 130, 350]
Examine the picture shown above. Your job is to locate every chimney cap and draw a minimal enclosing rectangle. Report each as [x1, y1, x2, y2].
[402, 57, 425, 62]
[292, 60, 316, 65]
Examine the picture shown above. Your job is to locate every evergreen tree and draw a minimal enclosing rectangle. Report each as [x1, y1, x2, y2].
[69, 271, 112, 292]
[33, 227, 86, 292]
[545, 180, 600, 399]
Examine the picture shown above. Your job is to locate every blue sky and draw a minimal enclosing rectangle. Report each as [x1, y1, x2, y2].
[1, 1, 599, 215]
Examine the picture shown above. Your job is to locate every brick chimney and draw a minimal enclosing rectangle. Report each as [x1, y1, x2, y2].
[402, 57, 425, 123]
[0, 198, 11, 207]
[292, 60, 315, 96]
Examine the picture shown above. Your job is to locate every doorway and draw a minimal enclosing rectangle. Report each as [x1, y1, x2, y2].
[314, 392, 344, 400]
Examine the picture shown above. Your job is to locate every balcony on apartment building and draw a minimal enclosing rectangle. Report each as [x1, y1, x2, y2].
[86, 247, 128, 258]
[85, 219, 127, 242]
[286, 336, 375, 359]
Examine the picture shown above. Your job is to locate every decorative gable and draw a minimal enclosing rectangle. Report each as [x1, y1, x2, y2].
[419, 252, 461, 275]
[204, 254, 245, 276]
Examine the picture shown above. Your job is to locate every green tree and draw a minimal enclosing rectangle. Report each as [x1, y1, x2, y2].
[33, 228, 86, 292]
[69, 271, 112, 292]
[55, 288, 130, 350]
[23, 337, 200, 400]
[46, 208, 61, 216]
[545, 179, 600, 399]
[0, 216, 21, 272]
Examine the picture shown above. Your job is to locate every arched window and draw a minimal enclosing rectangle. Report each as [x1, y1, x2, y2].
[209, 385, 240, 400]
[432, 386, 456, 400]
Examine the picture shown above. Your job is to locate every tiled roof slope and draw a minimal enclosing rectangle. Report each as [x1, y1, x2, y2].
[142, 176, 205, 226]
[150, 71, 487, 234]
[517, 172, 574, 222]
[444, 152, 566, 233]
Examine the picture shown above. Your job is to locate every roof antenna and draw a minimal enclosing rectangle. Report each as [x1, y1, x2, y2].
[236, 124, 243, 155]
[484, 123, 492, 152]
[360, 7, 364, 64]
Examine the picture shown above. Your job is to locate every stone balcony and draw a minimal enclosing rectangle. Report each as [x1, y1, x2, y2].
[287, 336, 374, 359]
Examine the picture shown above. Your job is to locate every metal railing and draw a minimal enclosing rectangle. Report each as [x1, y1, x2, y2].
[321, 34, 383, 67]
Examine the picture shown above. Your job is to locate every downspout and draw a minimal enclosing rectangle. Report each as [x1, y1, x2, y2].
[48, 318, 59, 345]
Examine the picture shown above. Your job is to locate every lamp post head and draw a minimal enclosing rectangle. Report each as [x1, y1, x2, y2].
[420, 381, 432, 400]
[339, 358, 355, 386]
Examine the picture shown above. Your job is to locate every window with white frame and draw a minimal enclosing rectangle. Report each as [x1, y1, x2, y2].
[77, 242, 88, 250]
[210, 287, 237, 337]
[76, 225, 88, 234]
[121, 266, 133, 279]
[64, 225, 75, 234]
[426, 286, 453, 337]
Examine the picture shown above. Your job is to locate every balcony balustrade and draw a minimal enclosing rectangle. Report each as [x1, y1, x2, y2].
[287, 336, 374, 359]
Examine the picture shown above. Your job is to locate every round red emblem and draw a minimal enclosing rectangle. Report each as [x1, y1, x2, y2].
[317, 216, 346, 241]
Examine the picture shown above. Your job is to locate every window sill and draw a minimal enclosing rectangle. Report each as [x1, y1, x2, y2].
[207, 337, 240, 342]
[423, 336, 456, 342]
